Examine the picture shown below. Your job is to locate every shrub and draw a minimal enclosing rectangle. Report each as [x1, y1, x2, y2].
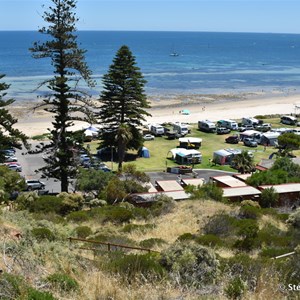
[224, 277, 246, 300]
[287, 208, 300, 228]
[16, 191, 39, 210]
[27, 195, 64, 214]
[176, 232, 196, 242]
[106, 253, 165, 282]
[239, 205, 261, 220]
[139, 238, 167, 249]
[122, 223, 156, 233]
[66, 210, 89, 222]
[74, 226, 92, 238]
[32, 212, 64, 224]
[240, 200, 261, 208]
[47, 273, 79, 292]
[91, 233, 136, 247]
[149, 195, 176, 217]
[259, 187, 279, 208]
[203, 212, 235, 237]
[32, 227, 55, 242]
[160, 242, 219, 287]
[196, 234, 223, 247]
[188, 182, 223, 202]
[260, 248, 293, 258]
[27, 288, 57, 300]
[56, 192, 83, 215]
[90, 205, 134, 224]
[234, 220, 259, 251]
[0, 273, 25, 300]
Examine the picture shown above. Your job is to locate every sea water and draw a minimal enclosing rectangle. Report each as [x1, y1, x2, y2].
[1, 31, 300, 101]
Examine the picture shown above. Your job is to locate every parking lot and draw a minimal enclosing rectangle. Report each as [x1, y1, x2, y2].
[12, 141, 233, 194]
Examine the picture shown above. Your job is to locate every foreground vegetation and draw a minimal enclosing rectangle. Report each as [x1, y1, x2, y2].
[1, 182, 300, 299]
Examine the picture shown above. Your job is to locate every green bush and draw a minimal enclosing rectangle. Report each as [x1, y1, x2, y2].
[260, 248, 293, 258]
[16, 191, 39, 210]
[90, 205, 134, 224]
[203, 212, 235, 237]
[187, 182, 224, 202]
[176, 232, 196, 242]
[160, 242, 219, 287]
[259, 187, 279, 208]
[234, 219, 259, 251]
[56, 192, 84, 215]
[122, 223, 156, 233]
[224, 277, 246, 300]
[287, 208, 300, 228]
[27, 195, 63, 214]
[27, 288, 57, 300]
[74, 226, 92, 238]
[139, 238, 167, 249]
[196, 234, 223, 247]
[149, 195, 176, 217]
[0, 273, 25, 300]
[66, 210, 89, 222]
[91, 233, 136, 247]
[32, 227, 55, 242]
[32, 212, 64, 224]
[47, 273, 79, 292]
[239, 205, 261, 220]
[106, 253, 165, 282]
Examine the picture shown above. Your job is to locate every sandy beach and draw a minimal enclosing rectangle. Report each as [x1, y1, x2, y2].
[11, 89, 300, 137]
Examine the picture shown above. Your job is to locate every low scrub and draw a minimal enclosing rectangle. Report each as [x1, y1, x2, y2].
[139, 238, 167, 249]
[74, 226, 93, 238]
[105, 253, 165, 282]
[196, 234, 223, 247]
[160, 242, 219, 288]
[32, 227, 55, 242]
[47, 273, 79, 292]
[122, 223, 156, 233]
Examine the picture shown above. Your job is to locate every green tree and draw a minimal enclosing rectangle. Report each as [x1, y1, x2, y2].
[30, 0, 94, 192]
[0, 74, 28, 162]
[259, 187, 279, 208]
[231, 151, 255, 174]
[75, 168, 115, 194]
[278, 132, 300, 156]
[98, 45, 151, 171]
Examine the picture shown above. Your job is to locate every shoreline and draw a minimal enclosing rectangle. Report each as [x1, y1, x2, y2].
[10, 89, 300, 137]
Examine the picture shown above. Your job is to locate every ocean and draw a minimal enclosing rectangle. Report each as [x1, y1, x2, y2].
[1, 31, 300, 101]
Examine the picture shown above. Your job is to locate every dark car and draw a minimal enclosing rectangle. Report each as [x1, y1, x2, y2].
[217, 127, 231, 135]
[225, 135, 239, 144]
[243, 138, 258, 147]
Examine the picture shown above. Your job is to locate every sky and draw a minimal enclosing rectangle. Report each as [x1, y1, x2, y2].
[0, 0, 300, 33]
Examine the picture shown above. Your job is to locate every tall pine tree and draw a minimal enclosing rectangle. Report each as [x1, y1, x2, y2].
[98, 45, 151, 171]
[30, 0, 94, 192]
[0, 74, 28, 162]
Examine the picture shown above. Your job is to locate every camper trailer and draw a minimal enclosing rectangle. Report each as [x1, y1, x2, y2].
[198, 120, 216, 133]
[150, 124, 164, 136]
[280, 115, 297, 125]
[173, 123, 189, 136]
[242, 117, 260, 127]
[218, 119, 238, 130]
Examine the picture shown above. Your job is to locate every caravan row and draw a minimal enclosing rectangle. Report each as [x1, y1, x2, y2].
[149, 123, 190, 137]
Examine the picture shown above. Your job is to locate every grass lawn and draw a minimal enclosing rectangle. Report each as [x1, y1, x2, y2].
[85, 117, 300, 172]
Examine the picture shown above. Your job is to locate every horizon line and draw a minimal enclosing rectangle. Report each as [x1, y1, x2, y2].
[0, 29, 300, 35]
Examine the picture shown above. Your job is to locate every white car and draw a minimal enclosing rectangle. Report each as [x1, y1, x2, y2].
[7, 164, 22, 172]
[4, 155, 18, 162]
[25, 180, 46, 190]
[143, 134, 155, 141]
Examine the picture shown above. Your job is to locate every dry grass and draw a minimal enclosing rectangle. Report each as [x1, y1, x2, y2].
[259, 214, 288, 232]
[128, 200, 237, 252]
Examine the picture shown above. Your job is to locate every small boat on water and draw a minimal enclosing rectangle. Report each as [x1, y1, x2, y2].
[170, 51, 179, 57]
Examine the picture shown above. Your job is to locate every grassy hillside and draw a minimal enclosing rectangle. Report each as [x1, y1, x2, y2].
[1, 197, 299, 300]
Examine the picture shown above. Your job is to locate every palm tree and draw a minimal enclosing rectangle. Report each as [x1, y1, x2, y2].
[116, 124, 133, 172]
[232, 151, 255, 174]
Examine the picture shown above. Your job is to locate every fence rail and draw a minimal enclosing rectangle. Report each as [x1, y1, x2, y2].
[68, 237, 159, 253]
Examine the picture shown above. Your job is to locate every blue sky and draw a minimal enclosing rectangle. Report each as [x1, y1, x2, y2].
[0, 0, 300, 33]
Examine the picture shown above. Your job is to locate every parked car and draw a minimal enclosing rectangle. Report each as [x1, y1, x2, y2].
[225, 135, 239, 144]
[143, 134, 155, 141]
[4, 155, 18, 162]
[7, 164, 22, 172]
[238, 124, 254, 132]
[243, 138, 258, 147]
[217, 127, 231, 135]
[255, 123, 272, 132]
[25, 180, 46, 190]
